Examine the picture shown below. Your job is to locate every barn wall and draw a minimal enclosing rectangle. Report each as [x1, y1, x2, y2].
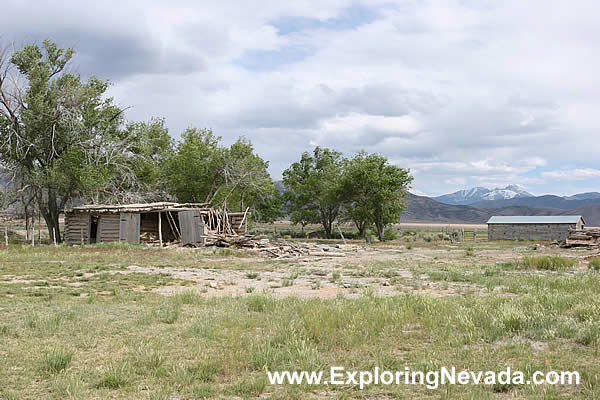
[488, 223, 576, 241]
[119, 213, 141, 244]
[65, 213, 90, 245]
[98, 214, 120, 243]
[228, 213, 248, 234]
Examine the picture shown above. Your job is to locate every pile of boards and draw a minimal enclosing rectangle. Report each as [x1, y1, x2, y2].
[562, 229, 600, 249]
[204, 232, 356, 259]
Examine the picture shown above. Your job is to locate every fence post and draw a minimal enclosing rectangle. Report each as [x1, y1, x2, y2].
[4, 225, 7, 247]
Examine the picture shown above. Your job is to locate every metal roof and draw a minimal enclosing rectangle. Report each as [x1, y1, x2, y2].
[486, 215, 584, 224]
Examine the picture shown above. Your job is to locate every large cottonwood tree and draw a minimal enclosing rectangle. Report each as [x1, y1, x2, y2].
[0, 40, 166, 241]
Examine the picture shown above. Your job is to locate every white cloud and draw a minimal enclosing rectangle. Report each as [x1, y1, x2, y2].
[2, 0, 599, 196]
[543, 168, 600, 181]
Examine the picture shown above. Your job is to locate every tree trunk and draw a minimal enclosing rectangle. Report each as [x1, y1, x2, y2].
[321, 213, 332, 238]
[24, 210, 30, 240]
[376, 222, 384, 241]
[320, 206, 338, 238]
[39, 190, 62, 244]
[354, 220, 366, 238]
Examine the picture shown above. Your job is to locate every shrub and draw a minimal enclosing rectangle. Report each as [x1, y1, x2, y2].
[383, 229, 399, 241]
[246, 272, 259, 279]
[157, 303, 181, 324]
[520, 256, 575, 271]
[96, 363, 130, 389]
[330, 271, 341, 283]
[281, 279, 294, 287]
[41, 348, 74, 374]
[588, 257, 600, 271]
[246, 295, 276, 313]
[465, 247, 475, 257]
[576, 322, 600, 345]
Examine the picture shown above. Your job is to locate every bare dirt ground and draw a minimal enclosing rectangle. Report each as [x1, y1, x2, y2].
[101, 241, 599, 299]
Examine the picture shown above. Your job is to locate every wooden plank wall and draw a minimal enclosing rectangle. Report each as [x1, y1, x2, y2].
[98, 215, 120, 243]
[228, 214, 247, 234]
[65, 213, 89, 245]
[119, 213, 140, 244]
[178, 210, 205, 246]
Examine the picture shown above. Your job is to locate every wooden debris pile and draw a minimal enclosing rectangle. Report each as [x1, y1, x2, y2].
[204, 233, 358, 259]
[561, 229, 600, 249]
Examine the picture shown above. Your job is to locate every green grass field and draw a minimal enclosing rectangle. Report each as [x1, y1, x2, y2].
[1, 240, 600, 399]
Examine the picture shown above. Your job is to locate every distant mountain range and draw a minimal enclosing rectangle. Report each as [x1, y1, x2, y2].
[471, 195, 600, 209]
[404, 193, 600, 225]
[434, 185, 600, 207]
[432, 184, 533, 205]
[274, 181, 600, 226]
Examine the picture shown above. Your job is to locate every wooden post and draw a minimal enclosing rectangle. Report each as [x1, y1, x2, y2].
[4, 225, 8, 247]
[336, 223, 347, 245]
[80, 228, 84, 246]
[38, 211, 41, 243]
[31, 225, 34, 247]
[158, 212, 163, 247]
[53, 228, 57, 247]
[238, 207, 250, 232]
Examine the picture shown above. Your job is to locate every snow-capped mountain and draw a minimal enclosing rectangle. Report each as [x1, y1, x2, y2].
[433, 185, 533, 205]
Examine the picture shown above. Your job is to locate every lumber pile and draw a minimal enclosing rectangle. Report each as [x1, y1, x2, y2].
[204, 233, 356, 259]
[562, 229, 600, 249]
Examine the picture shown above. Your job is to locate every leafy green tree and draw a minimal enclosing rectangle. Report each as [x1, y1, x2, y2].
[105, 117, 173, 202]
[0, 40, 124, 241]
[164, 128, 228, 203]
[283, 147, 343, 237]
[217, 137, 282, 222]
[340, 151, 413, 241]
[165, 131, 281, 221]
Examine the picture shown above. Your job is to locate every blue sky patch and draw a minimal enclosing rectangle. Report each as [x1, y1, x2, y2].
[235, 45, 315, 72]
[271, 3, 381, 35]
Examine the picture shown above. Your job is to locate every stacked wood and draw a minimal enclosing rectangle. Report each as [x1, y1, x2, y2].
[562, 229, 600, 248]
[203, 233, 356, 259]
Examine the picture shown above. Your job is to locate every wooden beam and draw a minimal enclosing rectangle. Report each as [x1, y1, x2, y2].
[158, 212, 163, 247]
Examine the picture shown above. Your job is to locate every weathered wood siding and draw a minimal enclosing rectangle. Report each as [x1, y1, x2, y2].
[178, 210, 205, 246]
[97, 215, 120, 243]
[228, 213, 248, 234]
[488, 223, 576, 241]
[65, 213, 90, 245]
[119, 213, 140, 244]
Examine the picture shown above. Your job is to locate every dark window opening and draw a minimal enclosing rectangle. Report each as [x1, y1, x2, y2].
[139, 212, 181, 244]
[89, 216, 99, 244]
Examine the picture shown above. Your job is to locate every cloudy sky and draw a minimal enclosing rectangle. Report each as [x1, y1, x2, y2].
[3, 0, 599, 196]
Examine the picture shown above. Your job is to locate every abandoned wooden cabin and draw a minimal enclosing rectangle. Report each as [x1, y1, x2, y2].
[64, 202, 249, 246]
[487, 215, 584, 241]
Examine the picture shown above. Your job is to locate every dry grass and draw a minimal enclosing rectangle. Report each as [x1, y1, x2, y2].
[0, 241, 599, 399]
